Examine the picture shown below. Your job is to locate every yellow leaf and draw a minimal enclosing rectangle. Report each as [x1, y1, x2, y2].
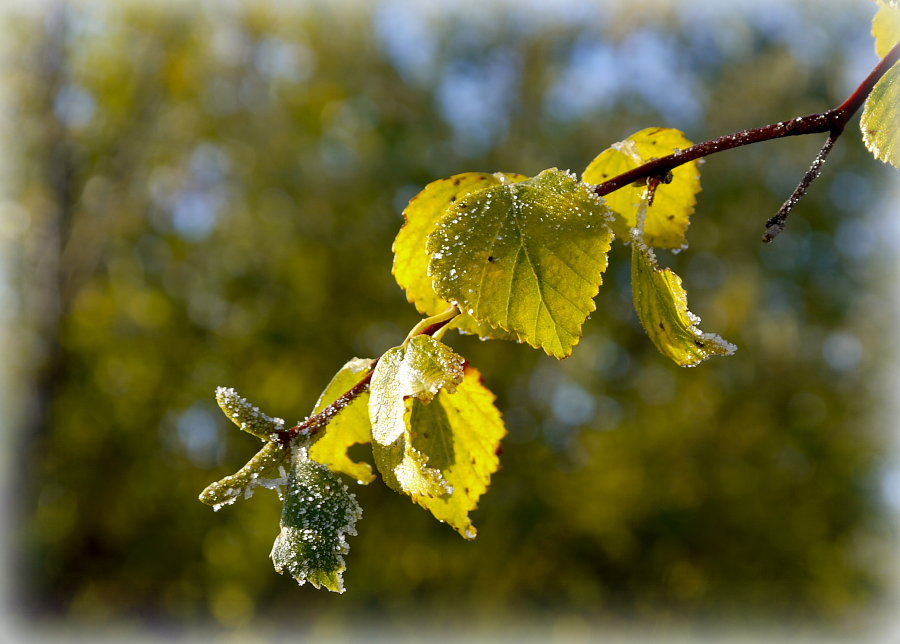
[873, 0, 900, 58]
[392, 171, 527, 340]
[631, 237, 736, 367]
[861, 63, 900, 168]
[583, 127, 701, 249]
[308, 358, 376, 484]
[410, 365, 506, 539]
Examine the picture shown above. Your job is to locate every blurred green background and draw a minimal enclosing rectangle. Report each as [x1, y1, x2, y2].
[4, 0, 899, 637]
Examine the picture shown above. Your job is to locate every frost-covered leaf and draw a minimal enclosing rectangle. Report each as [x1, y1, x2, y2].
[215, 386, 285, 440]
[873, 0, 900, 58]
[308, 358, 376, 484]
[582, 127, 701, 249]
[408, 364, 505, 539]
[392, 171, 527, 341]
[861, 61, 900, 168]
[270, 450, 363, 593]
[631, 237, 736, 367]
[428, 168, 614, 358]
[368, 335, 465, 499]
[199, 441, 290, 510]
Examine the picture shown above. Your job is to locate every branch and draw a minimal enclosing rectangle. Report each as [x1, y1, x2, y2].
[276, 43, 900, 446]
[275, 308, 460, 444]
[594, 42, 900, 228]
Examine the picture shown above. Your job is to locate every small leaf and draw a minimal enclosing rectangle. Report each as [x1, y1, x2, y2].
[631, 237, 736, 367]
[873, 0, 900, 58]
[428, 168, 615, 358]
[215, 386, 285, 440]
[582, 127, 701, 249]
[861, 63, 900, 168]
[368, 335, 465, 499]
[199, 441, 290, 510]
[408, 365, 506, 539]
[392, 171, 528, 341]
[270, 450, 363, 593]
[308, 358, 376, 484]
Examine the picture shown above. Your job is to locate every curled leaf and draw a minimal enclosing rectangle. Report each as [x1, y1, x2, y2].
[631, 236, 736, 367]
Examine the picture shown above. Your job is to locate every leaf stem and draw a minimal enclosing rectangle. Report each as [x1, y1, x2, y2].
[403, 306, 460, 345]
[275, 308, 461, 444]
[593, 41, 900, 236]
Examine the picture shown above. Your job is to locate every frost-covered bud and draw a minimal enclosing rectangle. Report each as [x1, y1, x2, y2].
[198, 441, 290, 510]
[215, 386, 285, 440]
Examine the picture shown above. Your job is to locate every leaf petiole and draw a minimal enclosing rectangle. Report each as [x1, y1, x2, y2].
[402, 306, 460, 347]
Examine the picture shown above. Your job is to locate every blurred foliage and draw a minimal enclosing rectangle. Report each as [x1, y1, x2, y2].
[7, 0, 896, 633]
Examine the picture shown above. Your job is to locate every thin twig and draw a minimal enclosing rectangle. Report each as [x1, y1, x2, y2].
[762, 132, 839, 242]
[594, 41, 900, 238]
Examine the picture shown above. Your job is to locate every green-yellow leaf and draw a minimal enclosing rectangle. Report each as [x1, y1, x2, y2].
[308, 357, 376, 484]
[862, 60, 900, 168]
[393, 171, 527, 317]
[408, 364, 505, 539]
[427, 168, 614, 359]
[863, 2, 900, 167]
[215, 386, 285, 440]
[582, 127, 701, 249]
[631, 237, 736, 367]
[873, 0, 900, 58]
[392, 171, 527, 341]
[368, 335, 465, 499]
[199, 440, 290, 510]
[270, 450, 363, 593]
